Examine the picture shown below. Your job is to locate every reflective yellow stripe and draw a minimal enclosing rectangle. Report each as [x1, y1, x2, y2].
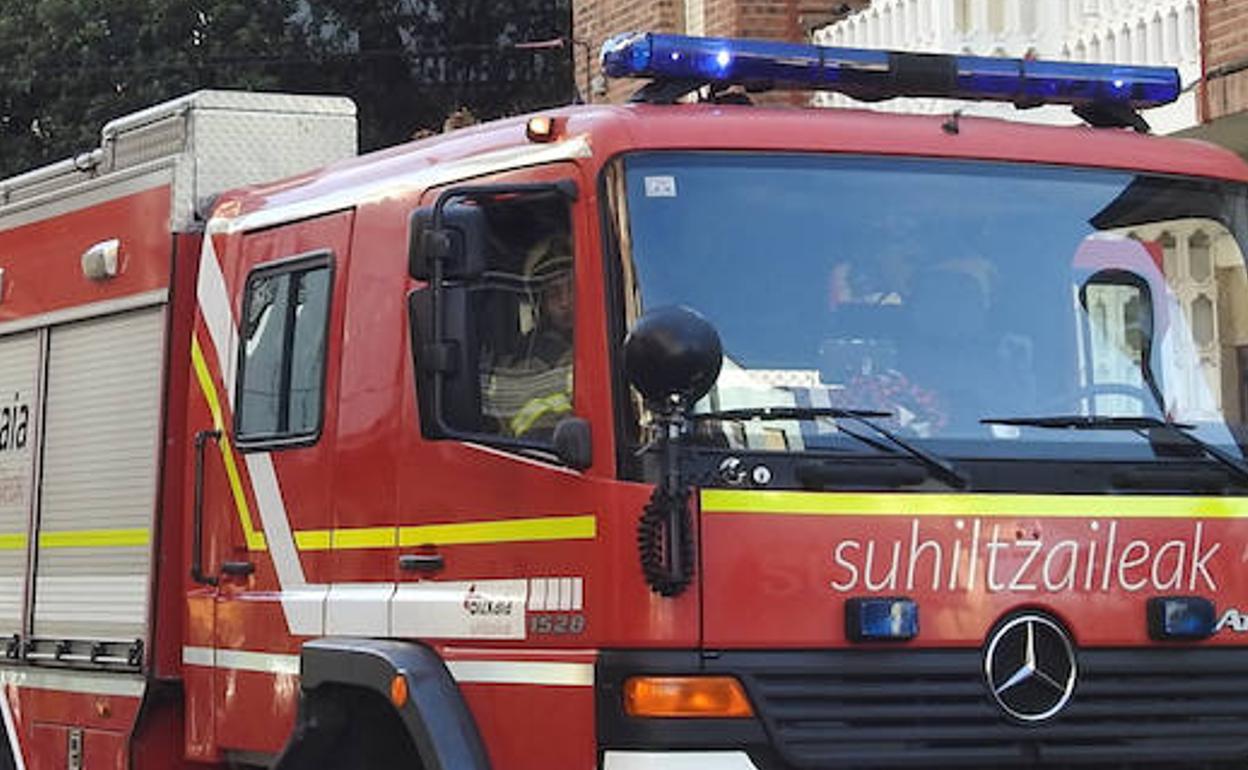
[332, 527, 396, 550]
[38, 529, 150, 548]
[510, 392, 572, 436]
[397, 514, 596, 547]
[701, 489, 1248, 519]
[293, 530, 332, 551]
[0, 534, 27, 551]
[191, 335, 267, 551]
[290, 516, 597, 552]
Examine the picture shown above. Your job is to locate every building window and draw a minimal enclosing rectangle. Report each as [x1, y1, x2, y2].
[1160, 231, 1177, 276]
[236, 255, 332, 445]
[1135, 20, 1147, 63]
[1190, 231, 1212, 283]
[1192, 295, 1215, 347]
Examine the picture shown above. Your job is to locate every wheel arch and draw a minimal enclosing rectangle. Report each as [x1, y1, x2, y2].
[274, 637, 491, 770]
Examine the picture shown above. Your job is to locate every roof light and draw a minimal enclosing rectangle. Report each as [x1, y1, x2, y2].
[601, 32, 1180, 110]
[623, 676, 754, 718]
[526, 115, 558, 143]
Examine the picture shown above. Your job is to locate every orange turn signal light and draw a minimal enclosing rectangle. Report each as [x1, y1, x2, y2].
[389, 674, 409, 708]
[623, 676, 754, 718]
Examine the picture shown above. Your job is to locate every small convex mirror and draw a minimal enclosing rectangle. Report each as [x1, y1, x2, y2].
[408, 203, 489, 281]
[623, 305, 723, 407]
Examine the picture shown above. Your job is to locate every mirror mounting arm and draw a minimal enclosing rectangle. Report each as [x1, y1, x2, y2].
[638, 395, 697, 597]
[622, 305, 724, 599]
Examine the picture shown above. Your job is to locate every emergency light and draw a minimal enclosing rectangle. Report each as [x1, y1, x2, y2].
[601, 32, 1181, 111]
[1147, 596, 1215, 641]
[845, 597, 919, 642]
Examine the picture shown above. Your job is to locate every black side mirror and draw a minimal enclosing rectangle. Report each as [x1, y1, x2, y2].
[409, 203, 488, 281]
[623, 305, 723, 408]
[408, 288, 482, 436]
[553, 417, 592, 470]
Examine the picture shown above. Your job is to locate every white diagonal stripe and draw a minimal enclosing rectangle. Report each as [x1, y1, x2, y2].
[195, 233, 235, 407]
[0, 681, 26, 770]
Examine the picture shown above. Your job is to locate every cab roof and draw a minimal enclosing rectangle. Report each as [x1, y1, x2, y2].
[215, 102, 1248, 229]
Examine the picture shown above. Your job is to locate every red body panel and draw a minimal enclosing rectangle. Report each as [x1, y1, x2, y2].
[0, 185, 172, 320]
[5, 96, 1248, 770]
[8, 685, 141, 770]
[702, 504, 1245, 647]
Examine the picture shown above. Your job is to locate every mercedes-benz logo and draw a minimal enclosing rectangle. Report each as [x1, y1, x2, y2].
[984, 613, 1077, 723]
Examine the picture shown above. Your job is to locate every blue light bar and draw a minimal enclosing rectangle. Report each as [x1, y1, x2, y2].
[845, 597, 919, 642]
[1147, 596, 1215, 640]
[601, 32, 1180, 109]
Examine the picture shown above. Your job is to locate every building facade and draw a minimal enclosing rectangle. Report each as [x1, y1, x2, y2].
[1188, 0, 1248, 155]
[812, 0, 1201, 133]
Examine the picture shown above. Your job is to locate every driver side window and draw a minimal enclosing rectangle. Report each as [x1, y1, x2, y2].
[410, 188, 576, 447]
[476, 204, 576, 442]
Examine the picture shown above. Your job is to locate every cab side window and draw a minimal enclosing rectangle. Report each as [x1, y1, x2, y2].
[475, 200, 575, 442]
[236, 254, 333, 445]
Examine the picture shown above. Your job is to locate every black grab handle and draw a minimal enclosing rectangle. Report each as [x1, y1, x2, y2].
[192, 429, 222, 586]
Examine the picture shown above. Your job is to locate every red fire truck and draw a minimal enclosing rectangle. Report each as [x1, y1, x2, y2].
[2, 32, 1248, 770]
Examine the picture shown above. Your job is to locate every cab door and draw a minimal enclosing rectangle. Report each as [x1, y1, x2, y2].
[206, 210, 352, 757]
[395, 162, 604, 769]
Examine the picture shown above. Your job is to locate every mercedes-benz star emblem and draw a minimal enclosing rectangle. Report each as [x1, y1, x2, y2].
[984, 613, 1077, 722]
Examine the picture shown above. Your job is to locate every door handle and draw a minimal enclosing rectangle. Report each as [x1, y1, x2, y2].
[399, 553, 445, 573]
[192, 429, 222, 586]
[221, 561, 256, 578]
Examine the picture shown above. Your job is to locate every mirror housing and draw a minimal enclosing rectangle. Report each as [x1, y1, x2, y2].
[624, 306, 723, 407]
[408, 287, 482, 435]
[409, 203, 489, 281]
[553, 417, 592, 470]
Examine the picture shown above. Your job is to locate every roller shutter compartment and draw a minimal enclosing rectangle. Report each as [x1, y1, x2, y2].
[0, 332, 39, 640]
[31, 307, 164, 645]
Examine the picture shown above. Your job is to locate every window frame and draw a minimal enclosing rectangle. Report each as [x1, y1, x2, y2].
[407, 179, 580, 456]
[233, 249, 335, 451]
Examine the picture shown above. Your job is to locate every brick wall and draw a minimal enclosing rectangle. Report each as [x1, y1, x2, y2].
[1204, 0, 1248, 121]
[573, 0, 866, 103]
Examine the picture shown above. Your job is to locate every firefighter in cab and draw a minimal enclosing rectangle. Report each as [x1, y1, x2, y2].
[484, 234, 574, 439]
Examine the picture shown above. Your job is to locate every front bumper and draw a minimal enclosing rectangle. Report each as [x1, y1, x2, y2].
[602, 751, 759, 769]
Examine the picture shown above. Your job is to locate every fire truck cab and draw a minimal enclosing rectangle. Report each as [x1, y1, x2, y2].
[2, 32, 1248, 770]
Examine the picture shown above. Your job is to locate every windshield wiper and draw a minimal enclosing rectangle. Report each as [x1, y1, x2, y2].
[981, 414, 1248, 485]
[693, 406, 969, 488]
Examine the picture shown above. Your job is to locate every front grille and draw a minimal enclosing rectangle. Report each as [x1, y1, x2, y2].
[720, 648, 1248, 769]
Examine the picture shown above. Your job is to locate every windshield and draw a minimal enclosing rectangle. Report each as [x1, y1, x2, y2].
[611, 153, 1248, 461]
